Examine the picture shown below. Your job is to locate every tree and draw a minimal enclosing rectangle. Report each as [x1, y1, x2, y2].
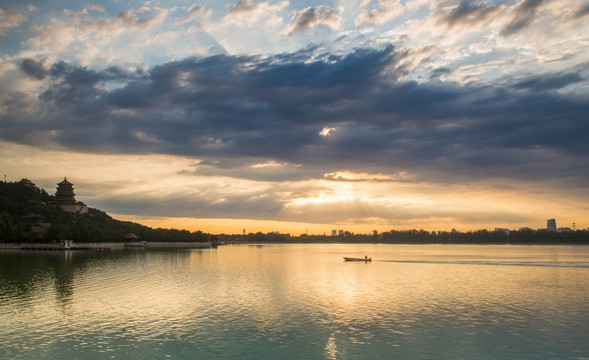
[0, 210, 14, 241]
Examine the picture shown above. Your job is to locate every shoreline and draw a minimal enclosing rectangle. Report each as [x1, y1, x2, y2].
[2, 241, 589, 250]
[0, 241, 212, 250]
[219, 240, 589, 246]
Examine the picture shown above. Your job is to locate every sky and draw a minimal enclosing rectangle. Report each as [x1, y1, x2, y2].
[1, 0, 588, 235]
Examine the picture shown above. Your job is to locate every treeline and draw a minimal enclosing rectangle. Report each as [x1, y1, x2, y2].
[221, 228, 589, 244]
[368, 228, 588, 244]
[0, 181, 209, 243]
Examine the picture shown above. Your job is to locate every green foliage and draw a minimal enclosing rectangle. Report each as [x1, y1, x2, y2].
[0, 210, 15, 241]
[0, 181, 209, 243]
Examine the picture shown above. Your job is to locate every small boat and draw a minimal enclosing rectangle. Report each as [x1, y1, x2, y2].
[343, 257, 371, 262]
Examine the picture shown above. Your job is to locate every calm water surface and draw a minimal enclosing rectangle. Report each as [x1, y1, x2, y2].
[1, 244, 589, 359]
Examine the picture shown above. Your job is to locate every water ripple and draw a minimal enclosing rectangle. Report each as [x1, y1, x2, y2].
[1, 245, 589, 359]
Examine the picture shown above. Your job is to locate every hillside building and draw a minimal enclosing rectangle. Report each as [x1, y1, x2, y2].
[19, 178, 36, 188]
[54, 177, 88, 214]
[21, 213, 51, 236]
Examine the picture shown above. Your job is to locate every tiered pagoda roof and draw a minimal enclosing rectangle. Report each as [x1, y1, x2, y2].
[55, 177, 76, 204]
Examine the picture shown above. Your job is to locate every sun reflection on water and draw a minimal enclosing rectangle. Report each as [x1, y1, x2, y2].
[1, 244, 589, 359]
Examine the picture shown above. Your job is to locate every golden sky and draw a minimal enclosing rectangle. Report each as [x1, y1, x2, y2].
[1, 143, 585, 234]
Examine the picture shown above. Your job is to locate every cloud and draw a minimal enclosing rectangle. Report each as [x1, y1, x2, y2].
[20, 58, 49, 80]
[319, 127, 335, 136]
[109, 8, 168, 31]
[323, 171, 411, 183]
[88, 4, 105, 13]
[88, 174, 538, 226]
[429, 67, 452, 79]
[282, 6, 341, 36]
[176, 4, 205, 24]
[11, 5, 235, 72]
[178, 159, 321, 182]
[222, 0, 287, 26]
[96, 185, 287, 219]
[2, 46, 589, 188]
[355, 0, 404, 27]
[0, 8, 27, 35]
[500, 0, 545, 37]
[2, 0, 589, 230]
[227, 0, 259, 15]
[25, 7, 168, 53]
[511, 71, 584, 91]
[434, 0, 503, 30]
[571, 3, 589, 19]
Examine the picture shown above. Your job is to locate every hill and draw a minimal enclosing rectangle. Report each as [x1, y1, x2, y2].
[0, 180, 209, 243]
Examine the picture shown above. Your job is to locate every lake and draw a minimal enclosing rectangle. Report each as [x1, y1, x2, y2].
[1, 244, 589, 359]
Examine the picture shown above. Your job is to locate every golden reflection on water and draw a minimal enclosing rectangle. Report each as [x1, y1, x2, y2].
[193, 244, 589, 347]
[1, 244, 589, 359]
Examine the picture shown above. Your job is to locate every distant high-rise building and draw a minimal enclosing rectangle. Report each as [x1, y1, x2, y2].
[547, 219, 557, 231]
[331, 230, 337, 236]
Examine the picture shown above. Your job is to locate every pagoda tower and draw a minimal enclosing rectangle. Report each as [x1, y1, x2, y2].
[56, 177, 76, 205]
[54, 177, 88, 214]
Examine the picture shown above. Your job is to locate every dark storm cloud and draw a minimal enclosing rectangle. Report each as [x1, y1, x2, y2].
[500, 0, 544, 37]
[20, 59, 49, 80]
[3, 46, 589, 184]
[511, 72, 584, 91]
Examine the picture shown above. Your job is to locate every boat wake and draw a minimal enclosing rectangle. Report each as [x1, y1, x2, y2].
[373, 260, 589, 268]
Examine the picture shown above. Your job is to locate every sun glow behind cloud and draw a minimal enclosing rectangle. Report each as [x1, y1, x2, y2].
[1, 141, 585, 233]
[319, 127, 336, 136]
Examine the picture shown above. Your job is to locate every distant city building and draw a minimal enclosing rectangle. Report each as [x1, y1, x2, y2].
[331, 230, 337, 236]
[558, 227, 572, 232]
[338, 230, 344, 236]
[519, 227, 533, 231]
[53, 177, 88, 214]
[494, 228, 510, 234]
[547, 219, 557, 232]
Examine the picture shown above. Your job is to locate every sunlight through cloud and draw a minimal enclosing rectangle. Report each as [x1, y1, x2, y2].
[319, 127, 336, 136]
